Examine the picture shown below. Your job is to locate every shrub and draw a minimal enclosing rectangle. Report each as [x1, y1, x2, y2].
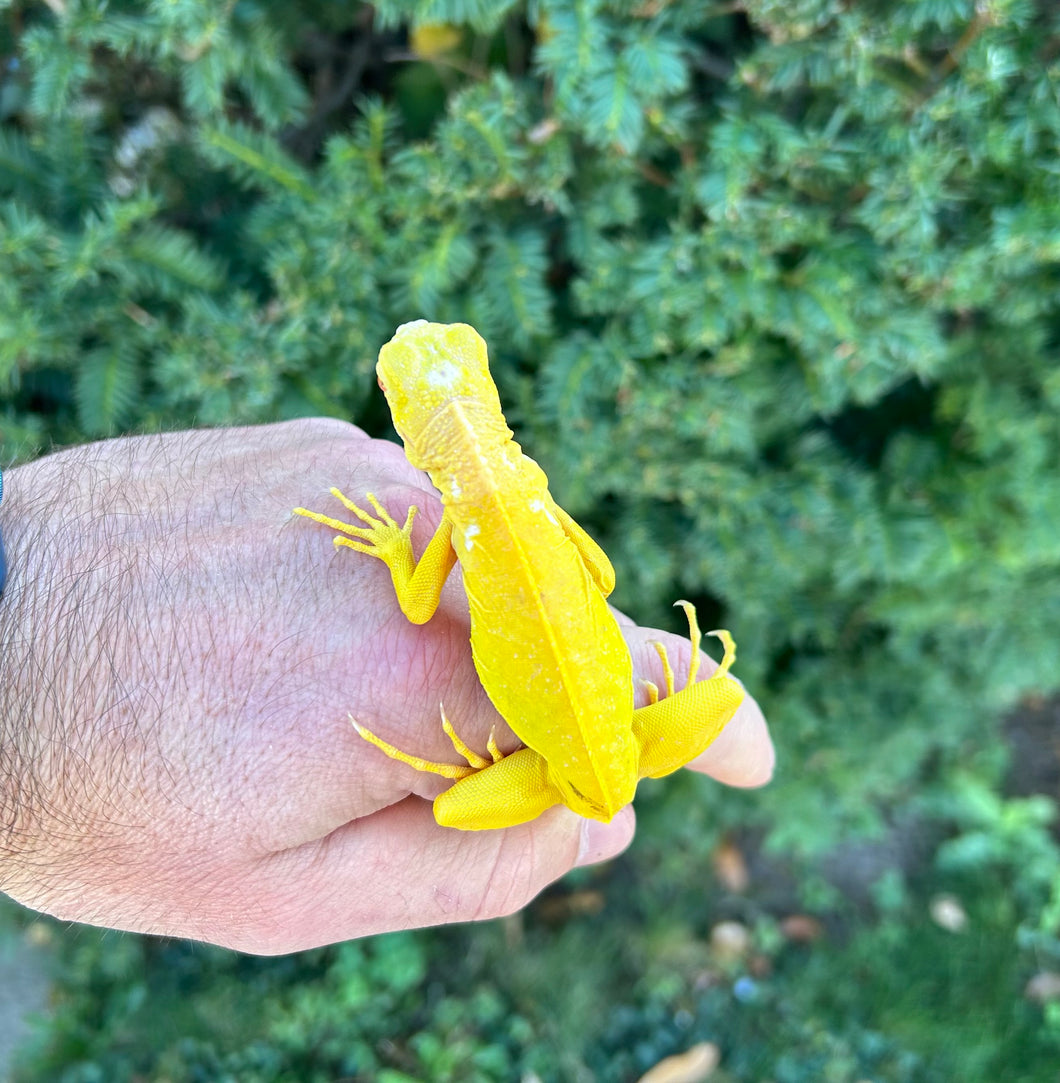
[2, 1, 1058, 1079]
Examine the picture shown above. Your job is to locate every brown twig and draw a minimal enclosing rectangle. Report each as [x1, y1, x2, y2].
[935, 4, 994, 80]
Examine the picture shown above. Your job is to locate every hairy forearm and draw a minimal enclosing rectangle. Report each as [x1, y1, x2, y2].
[0, 425, 360, 943]
[0, 459, 63, 876]
[0, 442, 172, 905]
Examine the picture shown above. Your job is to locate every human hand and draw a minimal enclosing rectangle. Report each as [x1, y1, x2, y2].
[0, 420, 772, 954]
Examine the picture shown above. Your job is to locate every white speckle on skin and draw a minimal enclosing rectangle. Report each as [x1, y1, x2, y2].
[449, 477, 462, 499]
[530, 499, 559, 526]
[464, 523, 480, 551]
[426, 362, 459, 388]
[394, 319, 429, 336]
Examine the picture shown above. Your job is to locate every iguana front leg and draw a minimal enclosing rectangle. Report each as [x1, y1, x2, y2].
[294, 488, 457, 624]
[551, 500, 616, 596]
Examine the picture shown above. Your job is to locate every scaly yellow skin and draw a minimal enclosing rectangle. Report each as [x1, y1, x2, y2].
[294, 321, 745, 830]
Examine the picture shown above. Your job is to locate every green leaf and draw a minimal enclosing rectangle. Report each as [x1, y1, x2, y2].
[199, 122, 316, 199]
[74, 348, 140, 435]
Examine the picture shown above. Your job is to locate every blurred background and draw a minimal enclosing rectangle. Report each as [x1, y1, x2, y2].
[1, 1, 1058, 1079]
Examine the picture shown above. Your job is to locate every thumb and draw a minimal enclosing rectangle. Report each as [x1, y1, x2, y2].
[234, 801, 636, 954]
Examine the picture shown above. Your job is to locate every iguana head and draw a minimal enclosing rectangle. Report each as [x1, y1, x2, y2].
[376, 321, 511, 468]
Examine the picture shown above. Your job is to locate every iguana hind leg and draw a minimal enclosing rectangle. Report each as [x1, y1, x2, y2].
[633, 602, 743, 781]
[352, 705, 500, 780]
[354, 710, 564, 830]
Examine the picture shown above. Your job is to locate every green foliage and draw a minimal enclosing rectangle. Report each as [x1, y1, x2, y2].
[2, 0, 1059, 1079]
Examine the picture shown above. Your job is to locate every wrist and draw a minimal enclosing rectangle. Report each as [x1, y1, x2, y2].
[0, 464, 6, 596]
[0, 459, 56, 887]
[0, 450, 136, 905]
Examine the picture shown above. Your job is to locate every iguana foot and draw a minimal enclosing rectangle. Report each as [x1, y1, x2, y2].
[293, 489, 417, 563]
[352, 707, 504, 780]
[641, 601, 736, 704]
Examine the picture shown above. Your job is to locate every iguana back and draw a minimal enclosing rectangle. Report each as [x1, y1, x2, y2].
[378, 322, 638, 817]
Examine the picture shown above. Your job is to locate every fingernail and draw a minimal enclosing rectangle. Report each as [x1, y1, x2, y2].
[575, 809, 635, 867]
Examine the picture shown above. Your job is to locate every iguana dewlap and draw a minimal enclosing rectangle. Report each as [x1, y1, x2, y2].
[294, 320, 744, 830]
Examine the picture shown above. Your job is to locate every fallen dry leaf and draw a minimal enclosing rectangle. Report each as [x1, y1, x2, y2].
[929, 894, 968, 933]
[780, 915, 824, 943]
[409, 23, 462, 58]
[711, 839, 750, 892]
[535, 889, 606, 924]
[636, 1042, 720, 1083]
[710, 921, 751, 962]
[1025, 971, 1060, 1003]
